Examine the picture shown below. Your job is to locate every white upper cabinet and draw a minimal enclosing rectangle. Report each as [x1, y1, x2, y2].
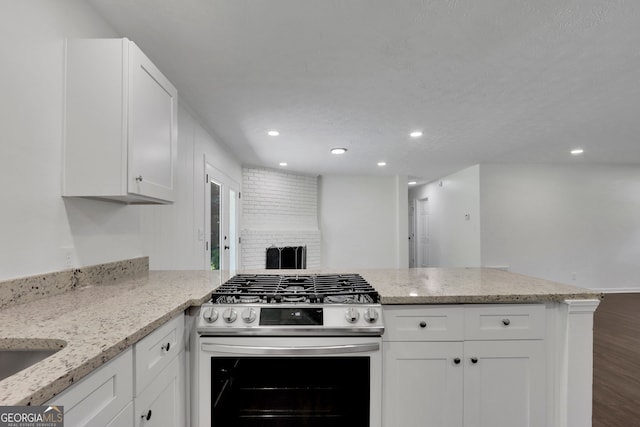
[63, 38, 177, 204]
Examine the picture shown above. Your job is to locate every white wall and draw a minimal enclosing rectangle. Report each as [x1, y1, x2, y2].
[412, 163, 640, 291]
[0, 1, 241, 280]
[0, 1, 128, 280]
[139, 105, 242, 270]
[480, 164, 640, 291]
[408, 166, 482, 267]
[319, 175, 409, 269]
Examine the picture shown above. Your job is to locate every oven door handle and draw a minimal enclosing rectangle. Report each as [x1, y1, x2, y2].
[201, 342, 380, 355]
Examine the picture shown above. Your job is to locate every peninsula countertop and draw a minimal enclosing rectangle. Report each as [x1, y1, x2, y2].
[0, 267, 600, 406]
[364, 267, 601, 303]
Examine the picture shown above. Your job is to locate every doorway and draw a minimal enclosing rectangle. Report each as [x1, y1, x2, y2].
[408, 201, 415, 267]
[411, 198, 429, 268]
[205, 162, 240, 271]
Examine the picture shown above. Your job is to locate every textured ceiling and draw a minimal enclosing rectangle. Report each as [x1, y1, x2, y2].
[88, 0, 640, 183]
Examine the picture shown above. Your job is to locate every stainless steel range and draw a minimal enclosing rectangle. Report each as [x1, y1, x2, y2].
[196, 273, 383, 336]
[193, 273, 383, 427]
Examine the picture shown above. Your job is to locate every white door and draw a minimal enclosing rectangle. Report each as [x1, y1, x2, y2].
[228, 189, 238, 271]
[417, 198, 429, 267]
[408, 201, 416, 267]
[205, 163, 240, 271]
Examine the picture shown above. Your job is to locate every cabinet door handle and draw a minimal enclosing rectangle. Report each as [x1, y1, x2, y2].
[419, 321, 427, 328]
[502, 318, 511, 326]
[142, 409, 152, 420]
[453, 358, 461, 365]
[471, 357, 478, 364]
[161, 342, 171, 352]
[135, 175, 143, 182]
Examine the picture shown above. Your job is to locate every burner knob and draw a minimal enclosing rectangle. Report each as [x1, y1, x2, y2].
[364, 308, 379, 324]
[241, 308, 257, 323]
[345, 307, 359, 323]
[203, 308, 219, 323]
[222, 308, 238, 323]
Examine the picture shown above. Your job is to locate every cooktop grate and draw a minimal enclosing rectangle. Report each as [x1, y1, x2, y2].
[211, 274, 379, 304]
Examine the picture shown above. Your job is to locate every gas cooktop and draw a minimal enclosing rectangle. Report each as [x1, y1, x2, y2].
[210, 273, 379, 305]
[197, 274, 383, 336]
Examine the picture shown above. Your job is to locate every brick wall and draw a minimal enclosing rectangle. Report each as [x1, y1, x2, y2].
[241, 168, 320, 269]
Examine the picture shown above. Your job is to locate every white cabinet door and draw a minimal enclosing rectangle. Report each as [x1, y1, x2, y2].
[134, 352, 184, 427]
[463, 340, 546, 427]
[64, 38, 177, 204]
[127, 42, 177, 202]
[383, 341, 463, 427]
[106, 402, 134, 427]
[46, 348, 133, 427]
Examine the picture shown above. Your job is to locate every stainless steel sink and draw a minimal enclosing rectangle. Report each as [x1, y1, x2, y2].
[0, 348, 62, 382]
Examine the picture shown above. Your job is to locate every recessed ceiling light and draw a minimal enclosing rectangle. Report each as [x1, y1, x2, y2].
[279, 162, 287, 166]
[267, 130, 280, 136]
[377, 162, 386, 166]
[408, 181, 417, 185]
[410, 131, 423, 138]
[330, 148, 347, 155]
[570, 148, 584, 155]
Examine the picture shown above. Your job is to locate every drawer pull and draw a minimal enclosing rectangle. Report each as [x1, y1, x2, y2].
[453, 358, 461, 365]
[419, 321, 427, 328]
[471, 357, 478, 364]
[142, 409, 152, 420]
[502, 318, 511, 326]
[161, 342, 171, 352]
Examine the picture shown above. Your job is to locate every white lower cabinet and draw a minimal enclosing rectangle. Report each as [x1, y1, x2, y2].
[46, 348, 134, 427]
[134, 352, 184, 426]
[107, 402, 134, 427]
[132, 314, 185, 426]
[46, 314, 185, 427]
[462, 340, 545, 427]
[384, 341, 464, 427]
[383, 304, 546, 427]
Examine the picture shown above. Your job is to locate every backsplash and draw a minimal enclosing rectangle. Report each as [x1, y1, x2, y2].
[0, 257, 149, 309]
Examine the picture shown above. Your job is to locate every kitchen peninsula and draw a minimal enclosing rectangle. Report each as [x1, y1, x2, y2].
[0, 260, 599, 427]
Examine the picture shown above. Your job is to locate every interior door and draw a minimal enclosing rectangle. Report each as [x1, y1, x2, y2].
[417, 198, 429, 267]
[408, 201, 416, 267]
[205, 163, 240, 271]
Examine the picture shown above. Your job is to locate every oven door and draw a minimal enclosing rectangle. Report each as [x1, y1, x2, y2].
[195, 336, 382, 427]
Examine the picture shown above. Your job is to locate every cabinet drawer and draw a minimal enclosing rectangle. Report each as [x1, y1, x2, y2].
[134, 314, 184, 395]
[47, 347, 133, 427]
[383, 306, 464, 341]
[464, 304, 546, 340]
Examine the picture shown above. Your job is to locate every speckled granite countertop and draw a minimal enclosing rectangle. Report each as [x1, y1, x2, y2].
[360, 267, 602, 304]
[0, 270, 230, 406]
[0, 266, 599, 406]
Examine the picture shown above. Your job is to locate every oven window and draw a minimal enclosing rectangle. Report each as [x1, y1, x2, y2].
[211, 357, 370, 427]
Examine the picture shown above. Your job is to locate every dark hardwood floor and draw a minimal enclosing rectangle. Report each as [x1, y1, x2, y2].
[593, 293, 640, 427]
